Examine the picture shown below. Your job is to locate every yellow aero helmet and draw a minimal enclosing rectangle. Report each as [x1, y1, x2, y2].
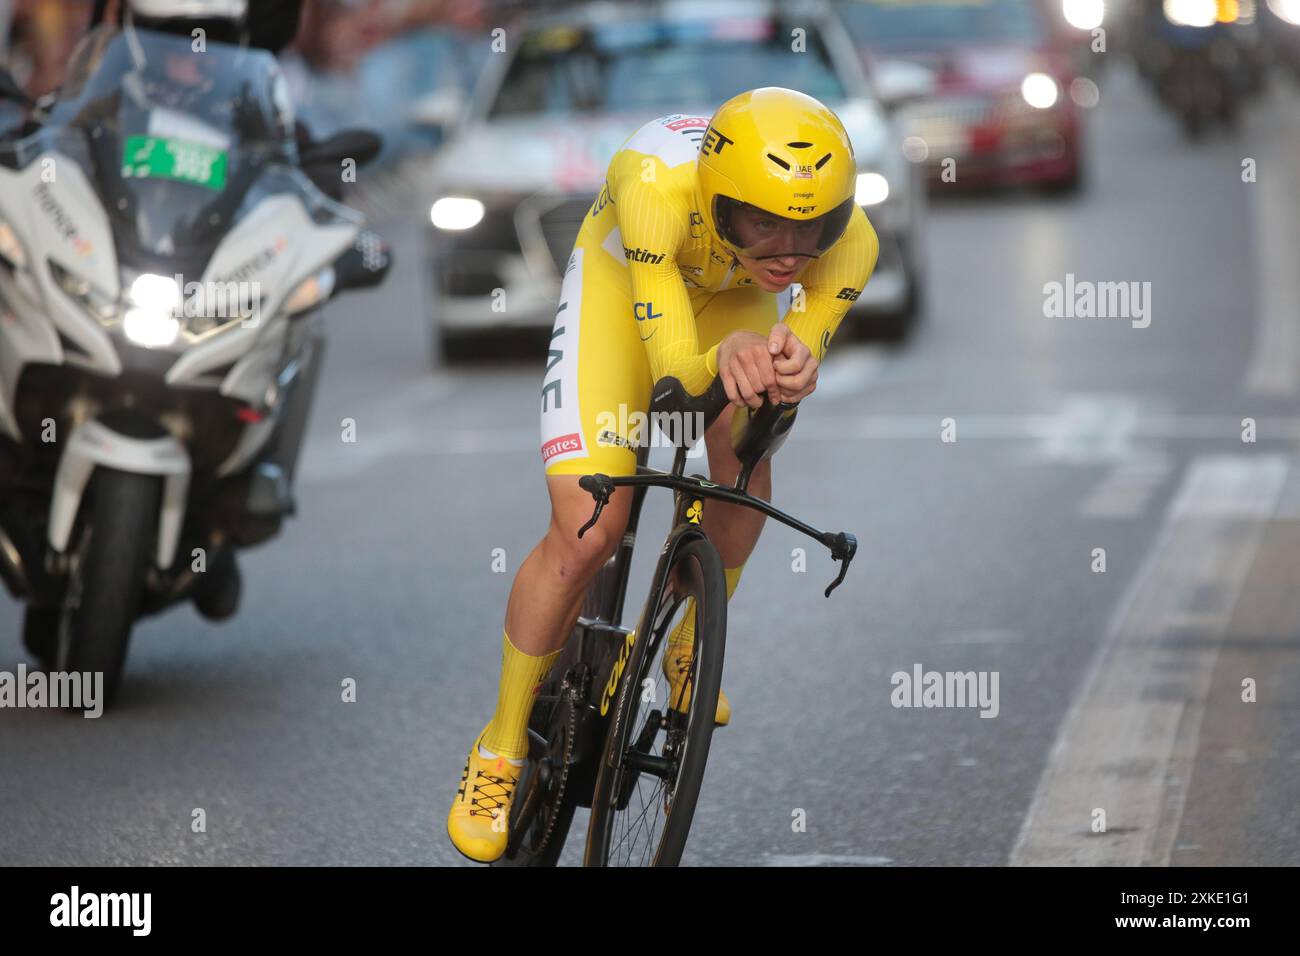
[697, 87, 856, 260]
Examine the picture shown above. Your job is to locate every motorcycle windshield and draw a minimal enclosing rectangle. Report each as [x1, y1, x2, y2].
[40, 27, 297, 275]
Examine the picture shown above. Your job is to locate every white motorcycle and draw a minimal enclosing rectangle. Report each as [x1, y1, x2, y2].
[0, 27, 390, 704]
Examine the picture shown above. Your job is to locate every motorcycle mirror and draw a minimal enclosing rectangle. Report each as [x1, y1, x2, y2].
[333, 231, 391, 293]
[300, 128, 382, 170]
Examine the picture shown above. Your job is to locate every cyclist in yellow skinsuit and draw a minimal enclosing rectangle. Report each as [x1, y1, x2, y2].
[447, 87, 880, 863]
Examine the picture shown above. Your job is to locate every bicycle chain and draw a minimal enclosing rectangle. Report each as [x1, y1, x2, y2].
[534, 677, 580, 855]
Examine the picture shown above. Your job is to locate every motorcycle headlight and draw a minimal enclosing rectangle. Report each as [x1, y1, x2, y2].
[1163, 0, 1219, 25]
[1021, 73, 1060, 109]
[122, 273, 181, 348]
[430, 196, 485, 231]
[855, 172, 890, 206]
[0, 221, 27, 271]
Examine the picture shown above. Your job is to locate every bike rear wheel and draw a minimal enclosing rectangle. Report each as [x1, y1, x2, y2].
[584, 537, 726, 866]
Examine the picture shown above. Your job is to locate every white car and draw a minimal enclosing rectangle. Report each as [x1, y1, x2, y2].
[427, 0, 928, 359]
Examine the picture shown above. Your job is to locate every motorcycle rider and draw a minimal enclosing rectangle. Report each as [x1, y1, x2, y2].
[89, 0, 303, 53]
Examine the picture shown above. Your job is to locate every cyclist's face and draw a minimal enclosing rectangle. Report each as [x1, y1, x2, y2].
[730, 206, 817, 291]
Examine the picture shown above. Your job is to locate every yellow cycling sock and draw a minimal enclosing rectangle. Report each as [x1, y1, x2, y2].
[667, 563, 745, 649]
[481, 630, 561, 761]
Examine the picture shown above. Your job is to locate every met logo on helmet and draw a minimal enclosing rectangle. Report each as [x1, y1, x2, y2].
[788, 204, 816, 214]
[700, 126, 734, 157]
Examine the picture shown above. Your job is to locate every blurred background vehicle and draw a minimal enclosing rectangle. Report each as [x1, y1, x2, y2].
[838, 0, 1088, 193]
[1125, 0, 1271, 139]
[426, 0, 929, 361]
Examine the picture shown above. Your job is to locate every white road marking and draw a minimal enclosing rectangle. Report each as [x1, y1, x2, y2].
[1244, 87, 1300, 396]
[1081, 454, 1173, 518]
[1009, 455, 1288, 865]
[297, 403, 1300, 486]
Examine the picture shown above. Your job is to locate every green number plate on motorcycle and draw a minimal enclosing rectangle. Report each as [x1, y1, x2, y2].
[121, 135, 228, 190]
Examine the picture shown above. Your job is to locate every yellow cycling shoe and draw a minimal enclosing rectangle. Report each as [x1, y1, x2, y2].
[662, 644, 730, 726]
[447, 724, 521, 863]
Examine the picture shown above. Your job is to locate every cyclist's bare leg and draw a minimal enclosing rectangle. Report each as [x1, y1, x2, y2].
[502, 475, 633, 655]
[698, 403, 771, 567]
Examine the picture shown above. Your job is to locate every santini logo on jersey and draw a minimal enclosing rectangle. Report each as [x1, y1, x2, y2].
[836, 287, 862, 301]
[624, 246, 665, 264]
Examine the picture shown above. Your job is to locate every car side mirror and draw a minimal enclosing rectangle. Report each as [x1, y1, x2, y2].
[873, 60, 936, 111]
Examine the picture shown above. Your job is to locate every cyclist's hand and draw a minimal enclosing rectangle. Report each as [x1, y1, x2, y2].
[768, 323, 818, 403]
[718, 330, 780, 408]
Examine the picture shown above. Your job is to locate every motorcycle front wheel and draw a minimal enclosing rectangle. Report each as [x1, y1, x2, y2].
[56, 469, 161, 708]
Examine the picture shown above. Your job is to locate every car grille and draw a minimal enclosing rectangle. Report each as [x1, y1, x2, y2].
[899, 95, 1042, 158]
[456, 206, 519, 255]
[901, 96, 996, 128]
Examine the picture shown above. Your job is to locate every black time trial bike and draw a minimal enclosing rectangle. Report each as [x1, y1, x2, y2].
[494, 397, 857, 867]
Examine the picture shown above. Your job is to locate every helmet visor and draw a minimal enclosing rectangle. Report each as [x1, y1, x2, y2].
[712, 195, 854, 260]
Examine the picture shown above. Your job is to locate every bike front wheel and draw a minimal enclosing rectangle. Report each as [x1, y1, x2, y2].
[584, 536, 726, 866]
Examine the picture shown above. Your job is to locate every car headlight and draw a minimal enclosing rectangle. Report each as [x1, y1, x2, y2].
[122, 273, 181, 348]
[1021, 73, 1060, 109]
[430, 196, 485, 231]
[855, 172, 890, 206]
[1267, 0, 1300, 24]
[1062, 0, 1105, 30]
[0, 221, 27, 270]
[1163, 0, 1218, 25]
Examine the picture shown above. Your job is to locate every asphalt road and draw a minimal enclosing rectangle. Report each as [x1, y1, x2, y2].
[2, 66, 1299, 866]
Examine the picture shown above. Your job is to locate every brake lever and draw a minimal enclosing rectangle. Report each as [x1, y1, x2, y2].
[823, 531, 857, 598]
[577, 474, 614, 539]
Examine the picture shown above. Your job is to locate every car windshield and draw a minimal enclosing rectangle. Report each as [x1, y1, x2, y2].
[489, 15, 848, 117]
[37, 26, 296, 271]
[839, 0, 1046, 50]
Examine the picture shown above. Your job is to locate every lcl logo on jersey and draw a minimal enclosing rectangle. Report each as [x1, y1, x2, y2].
[633, 301, 663, 322]
[700, 126, 734, 157]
